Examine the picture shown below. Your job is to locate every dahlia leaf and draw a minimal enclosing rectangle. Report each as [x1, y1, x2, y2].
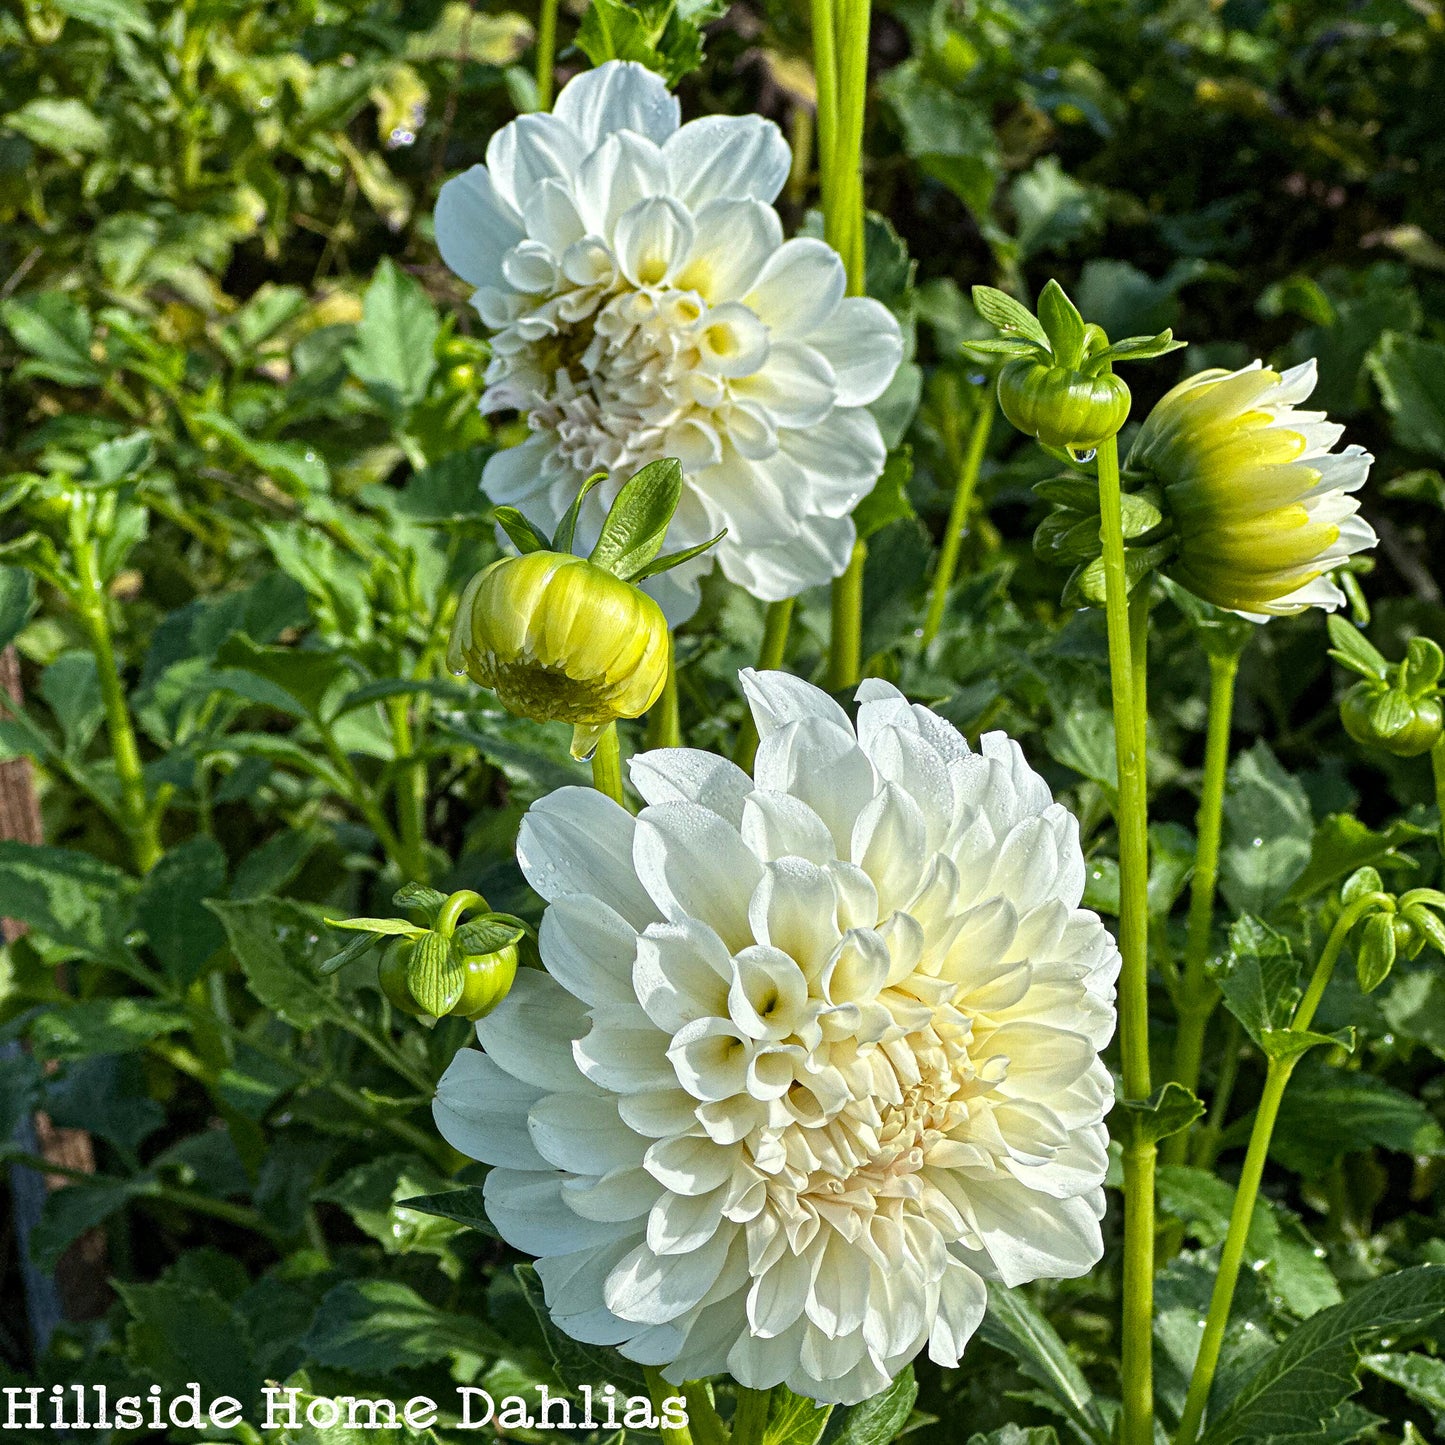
[396, 1184, 499, 1237]
[626, 527, 726, 582]
[1199, 1266, 1445, 1445]
[514, 1262, 650, 1396]
[972, 286, 1050, 349]
[1038, 281, 1087, 370]
[1112, 1081, 1205, 1147]
[853, 447, 916, 542]
[345, 258, 440, 413]
[826, 1367, 918, 1445]
[763, 1385, 833, 1445]
[979, 1286, 1110, 1445]
[1208, 915, 1300, 1050]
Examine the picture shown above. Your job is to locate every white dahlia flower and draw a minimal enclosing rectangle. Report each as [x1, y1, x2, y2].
[434, 61, 904, 619]
[434, 671, 1119, 1404]
[1130, 358, 1376, 617]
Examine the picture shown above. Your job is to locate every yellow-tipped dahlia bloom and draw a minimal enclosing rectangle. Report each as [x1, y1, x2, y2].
[1129, 358, 1375, 617]
[448, 551, 670, 757]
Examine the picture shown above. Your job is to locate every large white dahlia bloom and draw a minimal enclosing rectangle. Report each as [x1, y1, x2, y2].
[434, 671, 1119, 1403]
[434, 61, 904, 619]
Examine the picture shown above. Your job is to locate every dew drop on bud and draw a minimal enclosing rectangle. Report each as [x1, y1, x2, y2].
[1067, 445, 1097, 464]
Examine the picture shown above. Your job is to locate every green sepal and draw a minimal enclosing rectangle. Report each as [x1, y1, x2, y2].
[1327, 614, 1389, 681]
[406, 929, 465, 1017]
[590, 457, 683, 579]
[393, 883, 449, 917]
[1065, 542, 1170, 609]
[627, 528, 727, 582]
[960, 337, 1041, 360]
[971, 285, 1050, 348]
[1404, 902, 1445, 956]
[1340, 866, 1384, 906]
[494, 506, 553, 555]
[1402, 635, 1444, 693]
[317, 930, 385, 976]
[1038, 280, 1086, 369]
[1085, 329, 1187, 370]
[1112, 1081, 1205, 1148]
[1033, 475, 1100, 511]
[552, 470, 608, 555]
[454, 913, 527, 957]
[325, 916, 426, 937]
[1356, 912, 1397, 994]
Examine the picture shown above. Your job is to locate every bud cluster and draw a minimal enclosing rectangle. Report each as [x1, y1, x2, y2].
[1340, 867, 1445, 994]
[1329, 617, 1445, 759]
[324, 885, 526, 1021]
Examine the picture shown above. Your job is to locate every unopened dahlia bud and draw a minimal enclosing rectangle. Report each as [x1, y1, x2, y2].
[1331, 620, 1443, 758]
[1130, 360, 1376, 617]
[449, 457, 721, 759]
[448, 551, 670, 760]
[325, 886, 527, 1022]
[969, 280, 1182, 455]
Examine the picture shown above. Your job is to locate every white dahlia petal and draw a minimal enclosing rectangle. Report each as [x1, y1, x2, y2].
[551, 60, 680, 147]
[437, 672, 1117, 1404]
[435, 62, 902, 620]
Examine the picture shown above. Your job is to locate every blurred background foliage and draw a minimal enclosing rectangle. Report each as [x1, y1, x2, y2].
[1, 0, 1443, 1440]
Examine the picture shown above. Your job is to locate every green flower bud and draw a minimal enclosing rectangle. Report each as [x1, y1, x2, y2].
[1355, 911, 1397, 994]
[1340, 680, 1443, 758]
[448, 551, 670, 760]
[378, 937, 519, 1020]
[997, 359, 1132, 452]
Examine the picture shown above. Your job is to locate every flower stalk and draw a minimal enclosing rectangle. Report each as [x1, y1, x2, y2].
[591, 722, 626, 807]
[1165, 648, 1240, 1166]
[535, 0, 560, 108]
[67, 497, 163, 874]
[1096, 431, 1156, 1445]
[817, 0, 873, 690]
[1174, 890, 1388, 1445]
[1432, 734, 1445, 865]
[923, 388, 994, 647]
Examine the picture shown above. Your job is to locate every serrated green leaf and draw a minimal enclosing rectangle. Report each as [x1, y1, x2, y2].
[1112, 1081, 1205, 1147]
[823, 1368, 917, 1445]
[300, 1280, 503, 1374]
[1209, 915, 1300, 1051]
[396, 1184, 498, 1237]
[1287, 815, 1427, 902]
[854, 447, 916, 542]
[762, 1386, 834, 1445]
[515, 1261, 649, 1395]
[345, 258, 439, 412]
[1201, 1266, 1445, 1445]
[1, 291, 101, 387]
[209, 897, 341, 1031]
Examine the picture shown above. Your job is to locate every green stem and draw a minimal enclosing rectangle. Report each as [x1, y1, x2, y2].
[591, 722, 626, 807]
[733, 597, 795, 771]
[827, 540, 866, 691]
[68, 506, 162, 873]
[819, 0, 872, 690]
[1165, 651, 1241, 1167]
[923, 392, 994, 647]
[387, 694, 429, 883]
[642, 1367, 693, 1445]
[680, 1385, 729, 1445]
[1096, 433, 1154, 1445]
[731, 1387, 773, 1445]
[646, 653, 682, 751]
[1174, 892, 1385, 1445]
[535, 0, 560, 109]
[1432, 734, 1445, 867]
[6, 1152, 283, 1244]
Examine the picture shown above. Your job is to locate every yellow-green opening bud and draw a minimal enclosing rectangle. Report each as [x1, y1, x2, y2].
[447, 550, 670, 759]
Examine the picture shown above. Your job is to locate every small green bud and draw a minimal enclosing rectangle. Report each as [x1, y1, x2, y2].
[1340, 680, 1443, 758]
[998, 359, 1132, 452]
[1355, 911, 1397, 994]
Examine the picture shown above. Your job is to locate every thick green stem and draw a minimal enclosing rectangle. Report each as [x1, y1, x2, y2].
[69, 510, 162, 873]
[591, 722, 626, 807]
[827, 540, 866, 691]
[818, 0, 872, 690]
[734, 598, 794, 771]
[646, 653, 682, 751]
[642, 1367, 694, 1445]
[923, 393, 994, 646]
[387, 695, 430, 882]
[1174, 893, 1384, 1445]
[535, 0, 560, 108]
[1096, 433, 1154, 1445]
[1165, 651, 1240, 1167]
[731, 1387, 773, 1445]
